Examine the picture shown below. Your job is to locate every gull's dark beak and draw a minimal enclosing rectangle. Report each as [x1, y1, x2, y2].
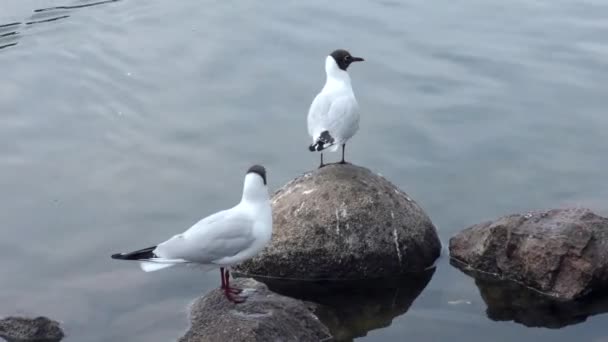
[351, 56, 365, 62]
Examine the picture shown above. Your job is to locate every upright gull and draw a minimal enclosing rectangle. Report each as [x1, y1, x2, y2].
[307, 49, 364, 167]
[111, 165, 272, 303]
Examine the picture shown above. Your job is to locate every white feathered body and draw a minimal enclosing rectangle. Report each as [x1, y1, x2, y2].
[153, 200, 272, 266]
[307, 56, 360, 152]
[118, 173, 273, 272]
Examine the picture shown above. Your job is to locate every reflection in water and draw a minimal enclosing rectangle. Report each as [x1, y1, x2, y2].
[451, 259, 608, 329]
[0, 0, 121, 51]
[253, 269, 435, 341]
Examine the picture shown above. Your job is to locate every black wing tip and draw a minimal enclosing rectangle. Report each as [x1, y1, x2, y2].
[309, 142, 326, 152]
[309, 131, 334, 152]
[319, 131, 334, 143]
[111, 246, 157, 260]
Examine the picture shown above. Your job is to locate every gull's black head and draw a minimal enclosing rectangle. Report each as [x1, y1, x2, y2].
[330, 49, 365, 71]
[247, 165, 267, 185]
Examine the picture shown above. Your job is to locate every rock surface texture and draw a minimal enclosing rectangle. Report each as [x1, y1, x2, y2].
[0, 316, 64, 342]
[179, 278, 331, 342]
[235, 164, 441, 279]
[450, 208, 608, 300]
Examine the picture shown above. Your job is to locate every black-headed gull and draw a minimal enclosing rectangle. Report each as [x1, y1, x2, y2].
[307, 49, 364, 168]
[111, 165, 272, 303]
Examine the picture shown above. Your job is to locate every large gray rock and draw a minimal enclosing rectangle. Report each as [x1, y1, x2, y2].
[0, 316, 64, 342]
[450, 208, 608, 300]
[235, 164, 441, 279]
[179, 278, 331, 342]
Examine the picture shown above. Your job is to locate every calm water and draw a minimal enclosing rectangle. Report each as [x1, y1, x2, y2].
[1, 0, 608, 341]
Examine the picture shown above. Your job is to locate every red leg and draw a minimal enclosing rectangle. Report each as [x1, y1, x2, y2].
[222, 269, 245, 303]
[224, 270, 243, 294]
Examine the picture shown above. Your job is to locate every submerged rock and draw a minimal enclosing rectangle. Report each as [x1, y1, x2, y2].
[0, 316, 64, 342]
[449, 208, 608, 300]
[179, 273, 434, 342]
[260, 269, 435, 341]
[235, 164, 441, 279]
[179, 278, 331, 342]
[453, 264, 608, 329]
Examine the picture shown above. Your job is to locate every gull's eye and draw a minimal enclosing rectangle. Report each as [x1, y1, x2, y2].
[344, 55, 351, 62]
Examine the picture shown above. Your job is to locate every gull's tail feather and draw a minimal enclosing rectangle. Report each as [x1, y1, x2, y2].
[309, 130, 335, 152]
[111, 246, 188, 272]
[140, 261, 175, 272]
[139, 258, 191, 272]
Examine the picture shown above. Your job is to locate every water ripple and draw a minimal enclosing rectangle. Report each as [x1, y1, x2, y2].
[0, 0, 122, 52]
[34, 0, 121, 13]
[1, 1, 608, 342]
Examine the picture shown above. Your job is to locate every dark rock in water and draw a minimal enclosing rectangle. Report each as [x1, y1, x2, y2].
[235, 164, 441, 280]
[179, 278, 331, 342]
[453, 262, 608, 329]
[0, 316, 64, 342]
[180, 272, 434, 342]
[259, 269, 435, 341]
[449, 207, 608, 300]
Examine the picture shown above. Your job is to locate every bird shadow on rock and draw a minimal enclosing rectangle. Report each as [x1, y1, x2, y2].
[450, 258, 608, 329]
[245, 268, 435, 342]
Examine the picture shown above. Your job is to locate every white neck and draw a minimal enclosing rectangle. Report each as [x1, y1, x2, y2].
[240, 174, 269, 203]
[323, 56, 351, 91]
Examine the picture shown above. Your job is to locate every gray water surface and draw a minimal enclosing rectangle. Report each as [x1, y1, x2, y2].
[1, 0, 608, 341]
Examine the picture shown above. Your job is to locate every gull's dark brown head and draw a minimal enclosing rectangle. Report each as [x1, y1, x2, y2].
[247, 165, 267, 185]
[330, 49, 365, 71]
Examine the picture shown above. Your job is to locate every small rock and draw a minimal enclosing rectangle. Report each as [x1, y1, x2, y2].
[178, 278, 331, 342]
[449, 208, 608, 300]
[235, 164, 441, 279]
[0, 316, 64, 342]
